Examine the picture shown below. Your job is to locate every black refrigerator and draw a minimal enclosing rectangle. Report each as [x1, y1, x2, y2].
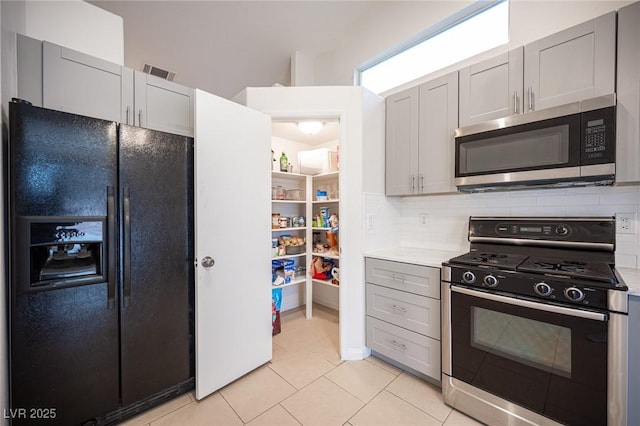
[7, 100, 194, 425]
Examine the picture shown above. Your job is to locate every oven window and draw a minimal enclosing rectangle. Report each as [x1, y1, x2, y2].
[451, 290, 608, 425]
[459, 125, 570, 174]
[472, 307, 571, 377]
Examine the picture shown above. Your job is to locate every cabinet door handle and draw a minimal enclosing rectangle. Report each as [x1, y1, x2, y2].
[391, 340, 407, 350]
[528, 87, 533, 111]
[389, 304, 407, 313]
[126, 106, 130, 125]
[420, 175, 424, 193]
[411, 175, 415, 193]
[138, 109, 143, 126]
[514, 91, 518, 114]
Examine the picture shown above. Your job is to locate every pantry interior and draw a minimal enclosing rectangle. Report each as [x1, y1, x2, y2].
[271, 119, 341, 332]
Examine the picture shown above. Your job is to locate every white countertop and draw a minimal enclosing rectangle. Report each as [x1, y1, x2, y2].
[365, 247, 640, 297]
[618, 267, 640, 296]
[364, 247, 464, 268]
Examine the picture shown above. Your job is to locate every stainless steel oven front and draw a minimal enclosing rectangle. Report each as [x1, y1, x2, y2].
[441, 268, 628, 426]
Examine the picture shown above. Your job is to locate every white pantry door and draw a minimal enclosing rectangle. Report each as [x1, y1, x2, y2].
[194, 89, 272, 400]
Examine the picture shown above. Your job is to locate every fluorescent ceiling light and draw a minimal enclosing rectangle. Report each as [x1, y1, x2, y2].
[297, 121, 324, 135]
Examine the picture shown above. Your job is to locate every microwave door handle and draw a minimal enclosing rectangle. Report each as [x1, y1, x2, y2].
[451, 286, 607, 322]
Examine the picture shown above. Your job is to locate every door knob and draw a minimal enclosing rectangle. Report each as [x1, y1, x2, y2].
[201, 256, 215, 268]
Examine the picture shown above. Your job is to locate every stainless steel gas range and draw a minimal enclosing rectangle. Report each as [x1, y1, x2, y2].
[441, 217, 628, 426]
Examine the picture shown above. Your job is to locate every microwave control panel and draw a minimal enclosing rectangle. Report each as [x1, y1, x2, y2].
[581, 106, 615, 164]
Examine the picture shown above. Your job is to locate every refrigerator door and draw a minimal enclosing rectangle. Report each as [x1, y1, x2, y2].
[118, 124, 194, 406]
[193, 89, 272, 399]
[9, 102, 120, 425]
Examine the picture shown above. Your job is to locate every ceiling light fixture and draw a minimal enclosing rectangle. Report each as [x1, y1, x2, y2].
[297, 121, 324, 135]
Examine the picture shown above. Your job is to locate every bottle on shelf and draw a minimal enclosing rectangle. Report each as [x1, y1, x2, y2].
[279, 152, 288, 172]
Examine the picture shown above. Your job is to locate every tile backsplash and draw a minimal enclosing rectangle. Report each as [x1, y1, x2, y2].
[364, 185, 640, 268]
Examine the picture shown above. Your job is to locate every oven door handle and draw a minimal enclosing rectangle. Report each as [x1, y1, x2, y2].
[452, 286, 608, 322]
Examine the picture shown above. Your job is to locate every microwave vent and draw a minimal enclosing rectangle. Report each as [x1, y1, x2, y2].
[142, 64, 175, 81]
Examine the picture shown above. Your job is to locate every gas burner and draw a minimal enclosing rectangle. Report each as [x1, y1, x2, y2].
[528, 260, 587, 273]
[518, 257, 616, 283]
[470, 253, 508, 263]
[448, 251, 528, 270]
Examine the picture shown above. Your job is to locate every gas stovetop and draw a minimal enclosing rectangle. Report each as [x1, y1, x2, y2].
[449, 251, 618, 284]
[443, 217, 628, 311]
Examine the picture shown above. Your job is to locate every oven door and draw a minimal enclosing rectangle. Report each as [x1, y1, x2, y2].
[455, 112, 582, 188]
[449, 285, 608, 426]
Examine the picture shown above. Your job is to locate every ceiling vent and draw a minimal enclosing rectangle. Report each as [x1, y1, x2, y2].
[142, 64, 175, 81]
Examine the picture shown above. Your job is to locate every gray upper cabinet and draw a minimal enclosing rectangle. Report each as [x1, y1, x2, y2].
[43, 41, 133, 123]
[134, 71, 194, 137]
[29, 38, 193, 137]
[418, 72, 458, 194]
[385, 73, 458, 196]
[385, 87, 419, 196]
[458, 48, 524, 127]
[616, 1, 640, 184]
[524, 12, 616, 112]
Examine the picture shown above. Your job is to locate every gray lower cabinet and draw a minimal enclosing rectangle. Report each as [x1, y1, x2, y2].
[365, 258, 441, 381]
[17, 34, 194, 137]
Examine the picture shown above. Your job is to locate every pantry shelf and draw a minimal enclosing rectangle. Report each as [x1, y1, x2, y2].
[312, 252, 339, 260]
[273, 277, 306, 288]
[272, 200, 306, 204]
[272, 253, 306, 260]
[312, 278, 339, 287]
[272, 227, 307, 232]
[312, 199, 339, 204]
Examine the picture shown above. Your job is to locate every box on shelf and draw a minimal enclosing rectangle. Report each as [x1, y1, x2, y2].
[272, 259, 295, 284]
[298, 148, 338, 175]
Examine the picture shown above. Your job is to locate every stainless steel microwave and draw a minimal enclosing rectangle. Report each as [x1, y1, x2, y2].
[454, 95, 616, 192]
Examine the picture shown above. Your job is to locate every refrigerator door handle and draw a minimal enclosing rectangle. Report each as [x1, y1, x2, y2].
[107, 186, 116, 309]
[123, 186, 132, 308]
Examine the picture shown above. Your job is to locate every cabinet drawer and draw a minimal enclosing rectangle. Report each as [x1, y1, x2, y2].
[366, 284, 440, 339]
[366, 316, 440, 379]
[366, 258, 440, 298]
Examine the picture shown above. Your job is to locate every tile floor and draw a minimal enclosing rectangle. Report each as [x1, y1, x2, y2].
[120, 305, 483, 426]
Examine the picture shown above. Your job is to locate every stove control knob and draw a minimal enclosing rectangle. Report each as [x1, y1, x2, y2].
[483, 274, 498, 287]
[556, 225, 569, 236]
[564, 287, 585, 302]
[534, 282, 552, 296]
[462, 271, 476, 284]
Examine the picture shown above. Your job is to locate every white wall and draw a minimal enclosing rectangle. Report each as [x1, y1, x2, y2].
[364, 186, 640, 268]
[315, 0, 632, 94]
[19, 0, 123, 64]
[238, 86, 385, 360]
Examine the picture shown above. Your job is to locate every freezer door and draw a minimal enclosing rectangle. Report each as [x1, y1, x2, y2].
[8, 102, 120, 425]
[118, 124, 194, 406]
[193, 89, 272, 400]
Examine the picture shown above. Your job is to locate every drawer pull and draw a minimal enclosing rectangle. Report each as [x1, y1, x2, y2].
[389, 304, 407, 313]
[391, 273, 407, 282]
[390, 340, 407, 351]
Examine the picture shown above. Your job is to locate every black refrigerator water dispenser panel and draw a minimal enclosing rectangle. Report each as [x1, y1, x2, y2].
[18, 216, 106, 291]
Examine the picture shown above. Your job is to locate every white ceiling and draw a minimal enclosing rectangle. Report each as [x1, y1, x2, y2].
[272, 120, 340, 145]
